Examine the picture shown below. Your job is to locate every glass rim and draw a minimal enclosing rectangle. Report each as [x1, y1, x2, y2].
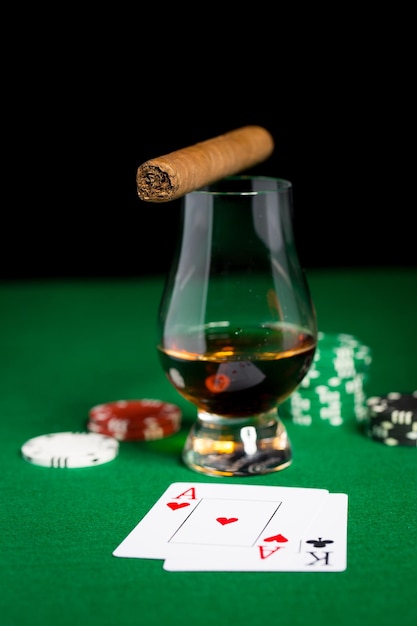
[192, 175, 292, 196]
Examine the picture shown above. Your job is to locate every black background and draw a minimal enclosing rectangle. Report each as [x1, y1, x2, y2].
[3, 15, 415, 280]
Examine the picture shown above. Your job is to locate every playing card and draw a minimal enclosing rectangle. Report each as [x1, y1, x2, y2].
[112, 482, 329, 560]
[163, 492, 348, 571]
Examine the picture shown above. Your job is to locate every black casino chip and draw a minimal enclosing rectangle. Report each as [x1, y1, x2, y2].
[366, 391, 417, 446]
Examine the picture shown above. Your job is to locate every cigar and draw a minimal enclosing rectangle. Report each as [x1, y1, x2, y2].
[136, 125, 274, 202]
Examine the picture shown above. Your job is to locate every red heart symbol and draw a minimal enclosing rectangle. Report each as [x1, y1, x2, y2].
[216, 517, 238, 525]
[263, 533, 288, 543]
[167, 502, 190, 510]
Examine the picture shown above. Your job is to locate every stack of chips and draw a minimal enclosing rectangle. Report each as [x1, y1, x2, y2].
[87, 399, 182, 441]
[21, 432, 119, 468]
[366, 392, 417, 446]
[280, 332, 372, 427]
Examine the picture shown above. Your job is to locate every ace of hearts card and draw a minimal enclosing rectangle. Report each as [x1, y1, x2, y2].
[113, 482, 348, 572]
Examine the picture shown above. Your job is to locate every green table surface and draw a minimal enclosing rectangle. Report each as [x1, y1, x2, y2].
[1, 268, 416, 626]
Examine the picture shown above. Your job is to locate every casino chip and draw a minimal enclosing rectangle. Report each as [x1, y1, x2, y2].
[366, 391, 417, 446]
[21, 432, 119, 468]
[87, 399, 182, 441]
[280, 331, 372, 427]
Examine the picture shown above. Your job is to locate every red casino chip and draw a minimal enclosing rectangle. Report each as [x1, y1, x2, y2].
[88, 399, 182, 441]
[87, 417, 179, 441]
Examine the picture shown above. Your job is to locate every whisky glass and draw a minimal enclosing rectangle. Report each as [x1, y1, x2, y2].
[157, 176, 317, 477]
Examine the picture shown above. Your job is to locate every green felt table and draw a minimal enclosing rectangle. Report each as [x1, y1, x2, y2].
[1, 268, 416, 626]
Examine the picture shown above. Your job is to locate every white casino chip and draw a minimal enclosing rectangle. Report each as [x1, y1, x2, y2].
[21, 431, 119, 468]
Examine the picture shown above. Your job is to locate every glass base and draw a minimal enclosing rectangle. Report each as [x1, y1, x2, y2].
[182, 408, 292, 477]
